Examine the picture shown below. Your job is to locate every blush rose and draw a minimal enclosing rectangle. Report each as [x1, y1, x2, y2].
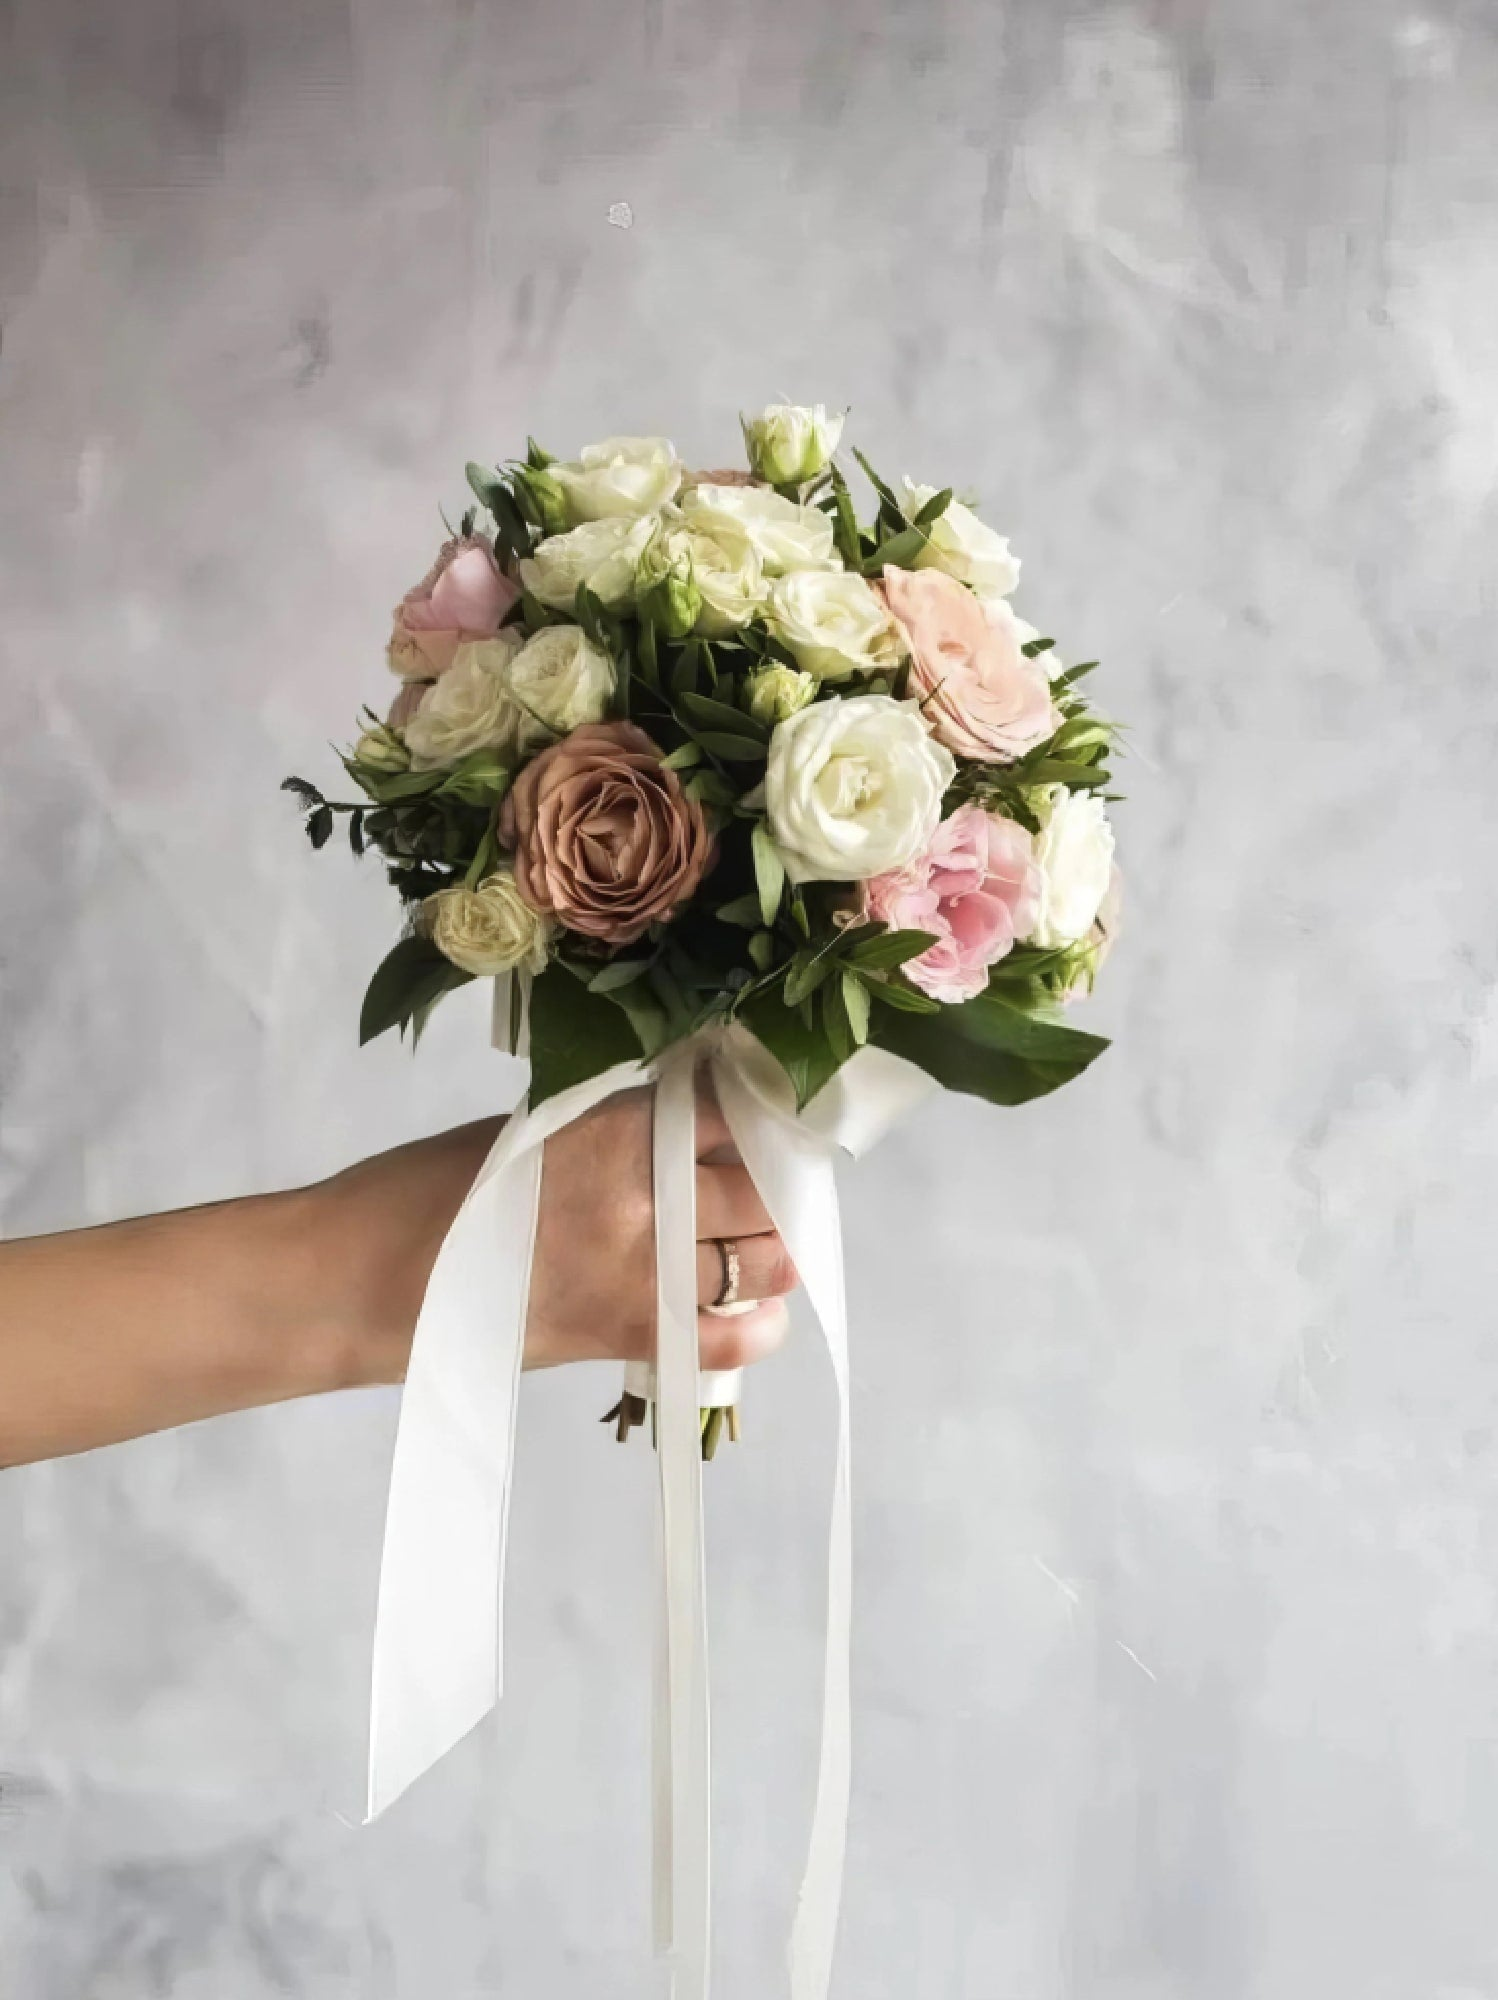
[878, 565, 1058, 763]
[387, 536, 520, 682]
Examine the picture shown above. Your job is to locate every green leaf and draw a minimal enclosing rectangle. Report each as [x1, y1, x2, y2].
[526, 436, 554, 469]
[911, 485, 953, 529]
[637, 615, 661, 690]
[676, 691, 770, 741]
[783, 946, 839, 1009]
[350, 765, 446, 804]
[694, 731, 769, 763]
[841, 970, 871, 1045]
[359, 934, 472, 1046]
[671, 639, 702, 697]
[308, 805, 334, 849]
[574, 584, 608, 649]
[1021, 635, 1056, 660]
[527, 960, 649, 1107]
[863, 975, 942, 1014]
[589, 956, 653, 993]
[748, 929, 775, 973]
[741, 987, 848, 1109]
[437, 752, 511, 807]
[851, 447, 901, 515]
[1023, 758, 1111, 788]
[1052, 660, 1099, 690]
[685, 768, 737, 812]
[715, 893, 763, 928]
[827, 462, 864, 569]
[869, 987, 1109, 1105]
[463, 820, 499, 889]
[823, 977, 853, 1063]
[842, 926, 939, 972]
[348, 811, 366, 858]
[661, 740, 703, 772]
[863, 521, 929, 575]
[282, 775, 325, 809]
[751, 822, 786, 926]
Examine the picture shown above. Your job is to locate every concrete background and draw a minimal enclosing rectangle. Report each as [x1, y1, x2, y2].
[3, 2, 1498, 1994]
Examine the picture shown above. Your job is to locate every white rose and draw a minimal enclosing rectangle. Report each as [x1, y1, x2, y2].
[424, 870, 553, 977]
[636, 511, 766, 636]
[767, 570, 906, 682]
[741, 402, 844, 484]
[1028, 789, 1116, 946]
[502, 623, 615, 753]
[550, 435, 681, 522]
[904, 480, 1021, 598]
[764, 694, 956, 885]
[518, 514, 655, 612]
[678, 483, 838, 575]
[405, 634, 524, 770]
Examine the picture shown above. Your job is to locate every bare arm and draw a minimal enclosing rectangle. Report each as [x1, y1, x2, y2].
[0, 1085, 795, 1468]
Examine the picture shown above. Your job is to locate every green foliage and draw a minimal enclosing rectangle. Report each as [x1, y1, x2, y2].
[869, 986, 1109, 1106]
[360, 934, 474, 1046]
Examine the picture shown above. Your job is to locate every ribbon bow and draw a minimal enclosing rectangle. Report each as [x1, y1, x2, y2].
[367, 1008, 932, 1998]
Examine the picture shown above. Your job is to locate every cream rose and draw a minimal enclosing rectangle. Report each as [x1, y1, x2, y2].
[741, 402, 844, 484]
[424, 870, 553, 976]
[903, 480, 1021, 598]
[550, 435, 681, 523]
[1028, 789, 1116, 946]
[503, 623, 615, 753]
[636, 511, 766, 636]
[764, 694, 956, 885]
[404, 634, 525, 770]
[767, 570, 906, 682]
[678, 483, 837, 575]
[518, 513, 656, 613]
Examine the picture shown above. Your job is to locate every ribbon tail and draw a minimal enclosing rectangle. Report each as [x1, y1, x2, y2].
[653, 1056, 712, 1997]
[713, 1054, 850, 2000]
[365, 1129, 541, 1821]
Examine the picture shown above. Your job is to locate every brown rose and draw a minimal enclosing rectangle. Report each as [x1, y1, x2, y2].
[500, 721, 716, 945]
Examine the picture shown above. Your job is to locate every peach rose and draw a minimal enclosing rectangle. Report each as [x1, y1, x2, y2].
[387, 536, 520, 681]
[878, 565, 1058, 763]
[500, 721, 716, 946]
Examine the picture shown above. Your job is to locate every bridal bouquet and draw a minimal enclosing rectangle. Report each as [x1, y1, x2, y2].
[283, 404, 1120, 1997]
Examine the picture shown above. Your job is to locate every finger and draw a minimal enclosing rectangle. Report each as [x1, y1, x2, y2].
[695, 1230, 797, 1308]
[693, 1070, 738, 1167]
[698, 1297, 789, 1371]
[695, 1161, 773, 1242]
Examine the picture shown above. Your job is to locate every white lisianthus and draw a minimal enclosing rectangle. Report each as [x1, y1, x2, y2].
[636, 511, 766, 636]
[745, 662, 818, 726]
[549, 435, 681, 522]
[503, 624, 615, 753]
[678, 483, 838, 575]
[424, 870, 553, 977]
[904, 480, 1021, 598]
[764, 694, 956, 885]
[518, 514, 655, 612]
[767, 570, 906, 682]
[1028, 788, 1116, 946]
[405, 634, 525, 769]
[741, 402, 844, 484]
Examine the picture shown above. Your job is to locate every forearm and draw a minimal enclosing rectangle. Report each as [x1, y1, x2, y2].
[0, 1118, 502, 1467]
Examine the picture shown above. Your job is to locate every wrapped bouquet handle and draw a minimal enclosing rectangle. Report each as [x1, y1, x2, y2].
[367, 1013, 934, 1999]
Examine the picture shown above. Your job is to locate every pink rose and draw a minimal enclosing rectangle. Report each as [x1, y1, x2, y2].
[387, 536, 520, 681]
[863, 802, 1041, 1004]
[878, 565, 1058, 763]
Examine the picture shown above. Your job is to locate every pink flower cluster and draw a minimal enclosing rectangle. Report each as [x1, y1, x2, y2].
[863, 801, 1041, 1004]
[387, 536, 519, 682]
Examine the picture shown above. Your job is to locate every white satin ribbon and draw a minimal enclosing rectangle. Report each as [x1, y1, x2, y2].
[366, 1009, 934, 1999]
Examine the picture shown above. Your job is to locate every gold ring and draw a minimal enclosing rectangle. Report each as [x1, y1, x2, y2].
[713, 1238, 741, 1308]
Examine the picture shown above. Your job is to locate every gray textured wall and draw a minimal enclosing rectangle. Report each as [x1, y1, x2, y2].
[4, 2, 1498, 1995]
